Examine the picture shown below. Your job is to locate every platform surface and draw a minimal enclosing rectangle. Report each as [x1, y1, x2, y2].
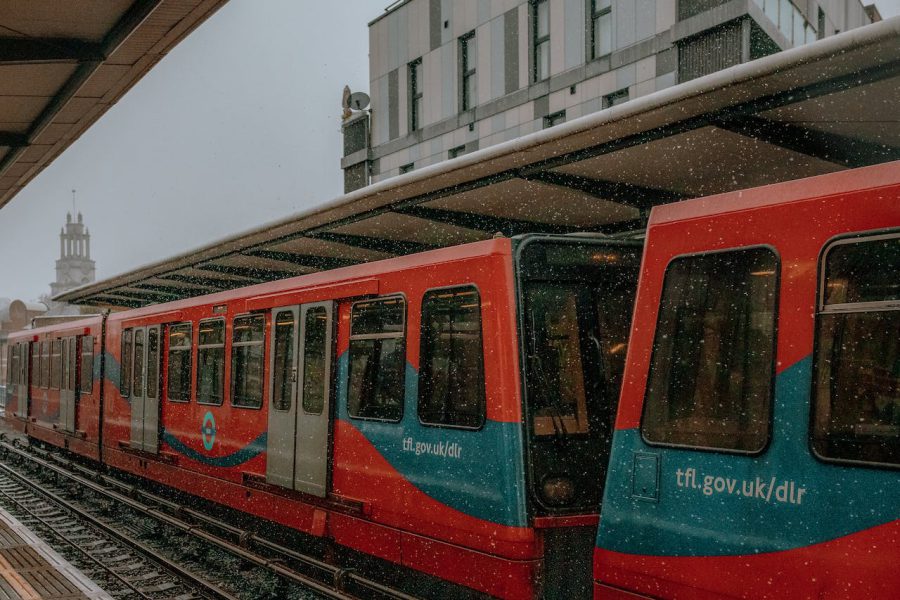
[0, 508, 111, 600]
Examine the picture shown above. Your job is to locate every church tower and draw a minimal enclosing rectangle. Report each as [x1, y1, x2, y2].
[50, 212, 96, 296]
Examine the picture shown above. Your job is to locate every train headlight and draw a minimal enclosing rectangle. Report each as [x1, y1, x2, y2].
[541, 476, 575, 507]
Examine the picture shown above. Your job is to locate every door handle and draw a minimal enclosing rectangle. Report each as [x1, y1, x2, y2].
[291, 367, 298, 383]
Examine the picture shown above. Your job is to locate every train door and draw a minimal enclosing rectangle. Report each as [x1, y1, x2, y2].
[59, 337, 76, 433]
[129, 326, 161, 453]
[266, 302, 335, 496]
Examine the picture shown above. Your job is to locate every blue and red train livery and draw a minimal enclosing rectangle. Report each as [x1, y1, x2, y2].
[4, 162, 898, 599]
[7, 233, 641, 598]
[594, 161, 900, 599]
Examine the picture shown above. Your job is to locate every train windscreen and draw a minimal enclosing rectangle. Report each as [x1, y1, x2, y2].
[516, 237, 641, 514]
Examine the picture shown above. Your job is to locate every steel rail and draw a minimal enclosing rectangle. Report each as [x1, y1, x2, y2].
[37, 446, 418, 599]
[0, 459, 238, 600]
[0, 439, 408, 600]
[0, 471, 154, 599]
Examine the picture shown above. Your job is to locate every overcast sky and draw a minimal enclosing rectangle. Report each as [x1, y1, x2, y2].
[0, 0, 898, 301]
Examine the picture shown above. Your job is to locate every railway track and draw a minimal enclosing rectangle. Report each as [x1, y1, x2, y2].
[0, 435, 418, 600]
[0, 459, 238, 600]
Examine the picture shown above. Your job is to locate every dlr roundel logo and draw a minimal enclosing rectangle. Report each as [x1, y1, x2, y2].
[201, 411, 217, 451]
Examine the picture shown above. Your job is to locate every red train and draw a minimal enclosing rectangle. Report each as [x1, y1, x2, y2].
[593, 160, 900, 599]
[5, 161, 899, 599]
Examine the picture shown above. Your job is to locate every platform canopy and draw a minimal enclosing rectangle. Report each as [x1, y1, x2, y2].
[0, 0, 228, 209]
[58, 17, 900, 309]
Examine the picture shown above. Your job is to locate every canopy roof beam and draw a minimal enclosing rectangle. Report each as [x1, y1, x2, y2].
[519, 171, 687, 209]
[196, 263, 293, 281]
[241, 250, 360, 271]
[712, 115, 900, 168]
[394, 205, 581, 236]
[158, 274, 254, 290]
[309, 232, 439, 256]
[0, 38, 105, 63]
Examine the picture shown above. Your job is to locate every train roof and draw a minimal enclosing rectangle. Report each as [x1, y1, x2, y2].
[7, 314, 103, 341]
[649, 160, 900, 226]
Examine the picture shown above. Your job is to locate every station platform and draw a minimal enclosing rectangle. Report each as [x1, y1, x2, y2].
[0, 508, 110, 600]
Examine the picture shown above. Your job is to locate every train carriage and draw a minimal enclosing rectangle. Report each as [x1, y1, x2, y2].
[5, 317, 103, 459]
[94, 233, 641, 599]
[594, 161, 900, 598]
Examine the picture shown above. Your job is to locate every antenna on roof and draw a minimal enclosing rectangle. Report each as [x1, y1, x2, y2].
[71, 189, 77, 214]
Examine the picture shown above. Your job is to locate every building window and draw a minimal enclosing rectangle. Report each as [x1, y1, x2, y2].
[272, 310, 295, 412]
[399, 162, 414, 174]
[347, 296, 406, 422]
[812, 234, 900, 467]
[80, 336, 93, 393]
[448, 144, 467, 159]
[197, 319, 225, 406]
[641, 247, 778, 453]
[460, 31, 477, 111]
[418, 287, 485, 429]
[532, 0, 550, 81]
[231, 314, 264, 409]
[167, 323, 192, 402]
[590, 0, 612, 59]
[544, 110, 566, 128]
[603, 88, 629, 108]
[409, 58, 423, 131]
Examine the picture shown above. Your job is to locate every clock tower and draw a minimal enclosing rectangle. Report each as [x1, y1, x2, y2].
[50, 212, 95, 297]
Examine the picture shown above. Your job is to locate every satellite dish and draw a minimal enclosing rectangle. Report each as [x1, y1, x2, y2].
[348, 92, 370, 111]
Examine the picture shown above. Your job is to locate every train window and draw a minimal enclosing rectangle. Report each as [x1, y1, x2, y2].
[302, 307, 328, 415]
[147, 329, 159, 399]
[31, 344, 39, 387]
[61, 339, 69, 391]
[80, 336, 93, 393]
[6, 344, 19, 386]
[50, 340, 61, 389]
[347, 296, 406, 422]
[41, 342, 50, 388]
[418, 286, 485, 428]
[231, 314, 264, 409]
[167, 324, 192, 402]
[133, 329, 145, 397]
[69, 338, 76, 391]
[197, 319, 225, 405]
[272, 310, 294, 411]
[812, 234, 900, 467]
[641, 247, 778, 453]
[121, 329, 133, 397]
[6, 345, 14, 386]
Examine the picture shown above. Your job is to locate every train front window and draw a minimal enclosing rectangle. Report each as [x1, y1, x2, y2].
[527, 285, 589, 436]
[813, 234, 900, 467]
[517, 238, 641, 513]
[641, 247, 778, 453]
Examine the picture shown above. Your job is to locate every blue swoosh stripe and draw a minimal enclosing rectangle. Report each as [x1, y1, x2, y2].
[161, 428, 267, 468]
